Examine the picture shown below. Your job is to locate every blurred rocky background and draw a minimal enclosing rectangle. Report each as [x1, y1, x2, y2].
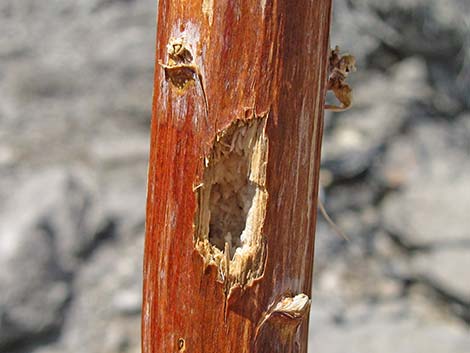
[0, 0, 468, 352]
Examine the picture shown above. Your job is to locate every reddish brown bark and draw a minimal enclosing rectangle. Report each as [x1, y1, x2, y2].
[142, 1, 332, 352]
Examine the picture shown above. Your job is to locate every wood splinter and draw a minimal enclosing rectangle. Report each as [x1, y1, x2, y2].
[254, 294, 311, 350]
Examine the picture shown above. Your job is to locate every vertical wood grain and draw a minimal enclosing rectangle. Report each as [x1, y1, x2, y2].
[142, 1, 332, 352]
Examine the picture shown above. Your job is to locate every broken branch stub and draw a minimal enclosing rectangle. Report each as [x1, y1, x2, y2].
[161, 37, 199, 91]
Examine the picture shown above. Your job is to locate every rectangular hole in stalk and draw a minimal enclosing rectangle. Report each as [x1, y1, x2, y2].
[194, 115, 268, 288]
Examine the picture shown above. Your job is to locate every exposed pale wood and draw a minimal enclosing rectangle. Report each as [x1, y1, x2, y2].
[142, 1, 332, 352]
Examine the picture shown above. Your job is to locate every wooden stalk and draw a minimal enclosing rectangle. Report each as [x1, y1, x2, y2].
[142, 1, 332, 352]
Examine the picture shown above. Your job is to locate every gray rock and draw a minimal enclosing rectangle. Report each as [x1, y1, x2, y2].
[32, 233, 144, 353]
[379, 120, 470, 248]
[381, 178, 470, 248]
[331, 1, 383, 64]
[0, 0, 155, 167]
[309, 298, 470, 353]
[4, 168, 111, 268]
[349, 0, 469, 55]
[376, 117, 470, 186]
[97, 162, 147, 237]
[0, 225, 70, 349]
[0, 167, 113, 348]
[332, 0, 469, 111]
[112, 289, 142, 316]
[413, 248, 470, 302]
[322, 57, 430, 180]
